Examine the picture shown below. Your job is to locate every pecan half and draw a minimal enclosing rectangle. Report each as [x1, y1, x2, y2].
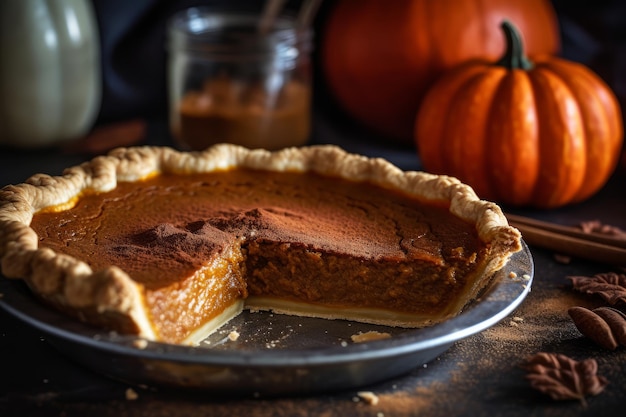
[569, 306, 626, 350]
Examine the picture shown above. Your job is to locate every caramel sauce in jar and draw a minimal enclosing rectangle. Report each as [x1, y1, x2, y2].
[167, 9, 313, 151]
[173, 76, 311, 150]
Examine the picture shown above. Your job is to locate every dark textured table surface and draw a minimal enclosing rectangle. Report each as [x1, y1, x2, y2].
[1, 111, 625, 417]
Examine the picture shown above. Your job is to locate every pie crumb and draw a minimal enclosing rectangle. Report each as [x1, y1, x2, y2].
[357, 391, 379, 405]
[228, 330, 240, 341]
[351, 331, 392, 343]
[132, 339, 148, 349]
[125, 388, 138, 400]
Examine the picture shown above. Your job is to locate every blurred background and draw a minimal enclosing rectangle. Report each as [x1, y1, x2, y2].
[1, 0, 624, 168]
[86, 0, 626, 136]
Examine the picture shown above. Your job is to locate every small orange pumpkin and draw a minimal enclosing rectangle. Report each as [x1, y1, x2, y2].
[415, 21, 623, 209]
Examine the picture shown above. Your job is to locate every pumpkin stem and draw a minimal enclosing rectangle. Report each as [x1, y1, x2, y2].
[496, 20, 534, 70]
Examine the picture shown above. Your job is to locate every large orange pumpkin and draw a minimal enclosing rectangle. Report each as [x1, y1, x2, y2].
[321, 0, 560, 144]
[415, 21, 624, 209]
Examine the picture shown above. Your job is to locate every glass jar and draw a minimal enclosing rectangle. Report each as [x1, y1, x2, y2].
[167, 8, 313, 151]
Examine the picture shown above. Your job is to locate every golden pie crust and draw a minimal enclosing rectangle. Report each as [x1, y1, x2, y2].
[0, 144, 522, 344]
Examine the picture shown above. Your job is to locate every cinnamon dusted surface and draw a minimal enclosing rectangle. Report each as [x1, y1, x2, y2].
[31, 169, 479, 285]
[30, 169, 484, 319]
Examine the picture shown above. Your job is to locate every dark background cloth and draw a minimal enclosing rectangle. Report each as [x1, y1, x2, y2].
[91, 0, 626, 127]
[553, 0, 626, 104]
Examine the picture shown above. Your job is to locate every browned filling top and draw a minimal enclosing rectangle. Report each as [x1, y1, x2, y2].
[31, 169, 482, 288]
[29, 169, 488, 341]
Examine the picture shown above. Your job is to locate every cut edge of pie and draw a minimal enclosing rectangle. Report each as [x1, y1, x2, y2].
[0, 144, 522, 344]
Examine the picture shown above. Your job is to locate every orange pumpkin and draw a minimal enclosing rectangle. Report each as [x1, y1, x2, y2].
[321, 0, 560, 144]
[415, 21, 624, 209]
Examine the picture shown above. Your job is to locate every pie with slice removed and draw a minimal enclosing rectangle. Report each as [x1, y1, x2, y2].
[0, 145, 522, 344]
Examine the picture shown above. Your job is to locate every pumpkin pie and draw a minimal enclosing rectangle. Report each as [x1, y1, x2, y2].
[0, 145, 522, 344]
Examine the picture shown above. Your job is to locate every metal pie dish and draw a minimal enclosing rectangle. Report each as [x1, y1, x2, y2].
[0, 242, 533, 396]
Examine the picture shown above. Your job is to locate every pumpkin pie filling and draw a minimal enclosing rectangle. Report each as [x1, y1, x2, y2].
[0, 145, 522, 345]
